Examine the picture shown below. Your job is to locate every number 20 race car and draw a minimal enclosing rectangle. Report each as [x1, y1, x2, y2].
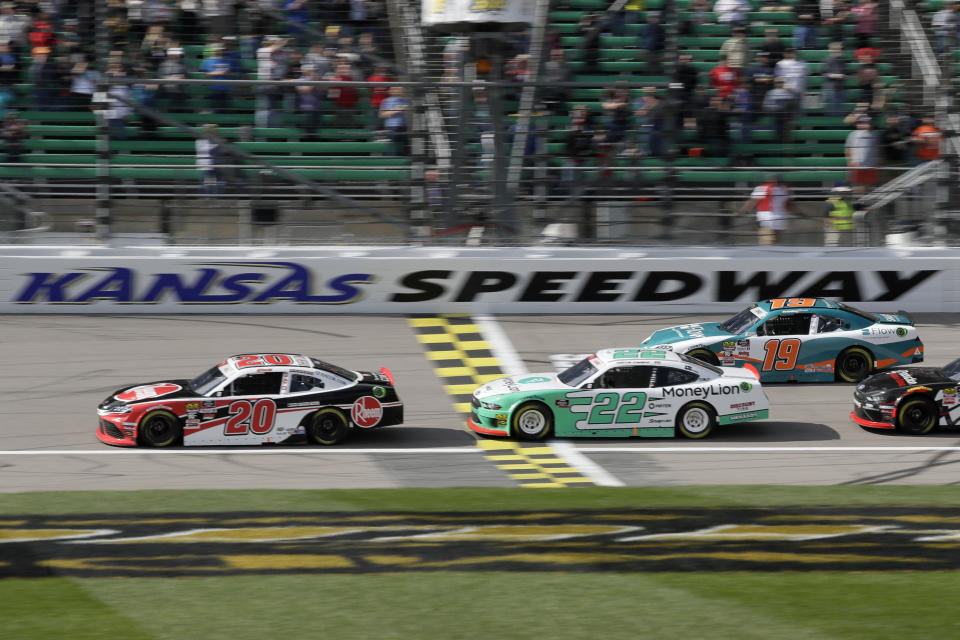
[639, 298, 924, 383]
[469, 348, 769, 440]
[851, 357, 960, 435]
[97, 353, 402, 447]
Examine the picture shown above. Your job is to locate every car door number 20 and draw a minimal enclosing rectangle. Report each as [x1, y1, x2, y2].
[580, 392, 647, 424]
[224, 398, 277, 435]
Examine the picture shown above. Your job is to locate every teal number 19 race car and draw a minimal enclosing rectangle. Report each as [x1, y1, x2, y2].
[639, 298, 924, 383]
[469, 348, 769, 440]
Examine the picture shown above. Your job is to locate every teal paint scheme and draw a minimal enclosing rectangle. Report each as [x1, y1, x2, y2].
[638, 299, 924, 383]
[469, 349, 770, 439]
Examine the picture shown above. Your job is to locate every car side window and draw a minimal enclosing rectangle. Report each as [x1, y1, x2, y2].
[815, 315, 844, 333]
[597, 366, 653, 389]
[231, 372, 284, 396]
[290, 374, 324, 393]
[759, 313, 813, 336]
[652, 366, 698, 387]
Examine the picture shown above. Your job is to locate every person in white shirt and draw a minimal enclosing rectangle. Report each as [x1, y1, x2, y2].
[932, 4, 959, 55]
[714, 0, 750, 25]
[774, 48, 808, 115]
[738, 173, 794, 244]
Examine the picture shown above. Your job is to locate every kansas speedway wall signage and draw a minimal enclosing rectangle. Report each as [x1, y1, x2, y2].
[0, 247, 953, 313]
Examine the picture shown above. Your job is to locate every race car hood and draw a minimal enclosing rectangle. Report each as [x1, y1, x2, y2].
[643, 322, 735, 346]
[473, 373, 561, 399]
[100, 379, 195, 409]
[857, 368, 950, 395]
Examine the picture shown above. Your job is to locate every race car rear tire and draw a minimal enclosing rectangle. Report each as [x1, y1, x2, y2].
[686, 348, 720, 366]
[676, 401, 716, 439]
[511, 402, 553, 441]
[138, 410, 182, 447]
[836, 346, 873, 383]
[307, 408, 350, 445]
[896, 397, 937, 435]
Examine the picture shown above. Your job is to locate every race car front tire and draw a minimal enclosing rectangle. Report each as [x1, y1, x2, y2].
[511, 402, 553, 441]
[676, 401, 716, 439]
[307, 408, 350, 445]
[836, 346, 873, 383]
[896, 396, 937, 435]
[138, 410, 182, 447]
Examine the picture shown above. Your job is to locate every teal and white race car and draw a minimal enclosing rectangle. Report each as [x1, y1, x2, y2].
[639, 298, 924, 383]
[468, 348, 769, 440]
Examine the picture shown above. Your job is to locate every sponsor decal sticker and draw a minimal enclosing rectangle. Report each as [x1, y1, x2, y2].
[115, 383, 182, 402]
[518, 376, 551, 384]
[351, 396, 383, 428]
[372, 386, 386, 398]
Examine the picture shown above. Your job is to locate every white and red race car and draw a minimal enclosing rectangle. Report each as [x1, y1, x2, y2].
[96, 353, 402, 447]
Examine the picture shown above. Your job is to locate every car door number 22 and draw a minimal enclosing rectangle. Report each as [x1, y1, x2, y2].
[570, 391, 647, 425]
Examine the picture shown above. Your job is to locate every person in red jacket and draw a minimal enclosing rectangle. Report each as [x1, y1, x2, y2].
[366, 64, 393, 126]
[28, 13, 55, 50]
[326, 60, 359, 128]
[710, 54, 740, 99]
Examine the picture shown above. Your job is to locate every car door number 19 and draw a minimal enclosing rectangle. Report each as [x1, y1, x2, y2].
[586, 392, 647, 424]
[762, 338, 802, 371]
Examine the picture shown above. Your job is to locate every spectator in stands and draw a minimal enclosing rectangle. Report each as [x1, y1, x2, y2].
[140, 24, 171, 68]
[720, 27, 750, 72]
[760, 28, 786, 66]
[710, 54, 738, 100]
[738, 173, 794, 244]
[59, 18, 85, 63]
[68, 57, 96, 109]
[746, 52, 775, 120]
[698, 95, 731, 158]
[615, 0, 645, 36]
[203, 0, 236, 38]
[774, 48, 807, 116]
[638, 12, 666, 74]
[672, 53, 699, 123]
[29, 46, 59, 111]
[578, 13, 602, 74]
[178, 0, 201, 42]
[881, 115, 911, 165]
[714, 0, 750, 27]
[634, 86, 666, 158]
[541, 48, 572, 115]
[792, 1, 821, 49]
[763, 78, 795, 144]
[932, 3, 960, 56]
[28, 12, 55, 51]
[1, 111, 25, 162]
[378, 85, 408, 156]
[365, 63, 392, 123]
[845, 115, 878, 193]
[105, 66, 133, 140]
[284, 0, 310, 44]
[823, 0, 852, 44]
[504, 53, 530, 101]
[256, 35, 290, 127]
[731, 77, 753, 144]
[852, 0, 877, 48]
[355, 32, 382, 78]
[0, 2, 30, 52]
[196, 122, 222, 193]
[822, 42, 847, 117]
[601, 84, 632, 152]
[854, 47, 879, 105]
[158, 46, 187, 111]
[296, 66, 324, 139]
[132, 61, 161, 135]
[199, 43, 236, 113]
[911, 117, 942, 164]
[562, 105, 595, 197]
[327, 59, 360, 128]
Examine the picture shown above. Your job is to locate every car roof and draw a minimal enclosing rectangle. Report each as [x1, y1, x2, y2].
[756, 298, 841, 312]
[593, 347, 686, 367]
[223, 353, 320, 374]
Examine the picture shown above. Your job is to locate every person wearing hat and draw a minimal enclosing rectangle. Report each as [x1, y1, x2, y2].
[824, 184, 856, 246]
[738, 172, 794, 245]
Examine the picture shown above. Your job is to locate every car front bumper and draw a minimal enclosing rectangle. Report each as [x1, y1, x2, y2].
[467, 403, 510, 436]
[96, 414, 138, 446]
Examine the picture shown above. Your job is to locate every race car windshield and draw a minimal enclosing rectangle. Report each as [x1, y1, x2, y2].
[190, 366, 226, 395]
[310, 358, 359, 382]
[834, 301, 879, 322]
[942, 358, 960, 380]
[558, 357, 600, 387]
[719, 306, 761, 334]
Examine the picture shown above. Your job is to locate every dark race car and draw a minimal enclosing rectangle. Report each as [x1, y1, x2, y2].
[97, 353, 402, 447]
[851, 358, 960, 434]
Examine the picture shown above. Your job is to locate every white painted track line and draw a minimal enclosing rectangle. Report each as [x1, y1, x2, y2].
[550, 442, 625, 486]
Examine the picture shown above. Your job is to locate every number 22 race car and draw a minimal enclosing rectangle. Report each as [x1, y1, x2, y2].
[97, 353, 402, 447]
[469, 348, 769, 440]
[639, 297, 924, 383]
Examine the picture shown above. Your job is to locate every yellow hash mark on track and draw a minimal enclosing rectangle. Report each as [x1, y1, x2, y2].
[409, 314, 595, 488]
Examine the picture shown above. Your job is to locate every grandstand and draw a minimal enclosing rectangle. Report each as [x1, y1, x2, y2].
[0, 0, 955, 246]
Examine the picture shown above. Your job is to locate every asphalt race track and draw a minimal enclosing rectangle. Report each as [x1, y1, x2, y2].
[3, 313, 960, 491]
